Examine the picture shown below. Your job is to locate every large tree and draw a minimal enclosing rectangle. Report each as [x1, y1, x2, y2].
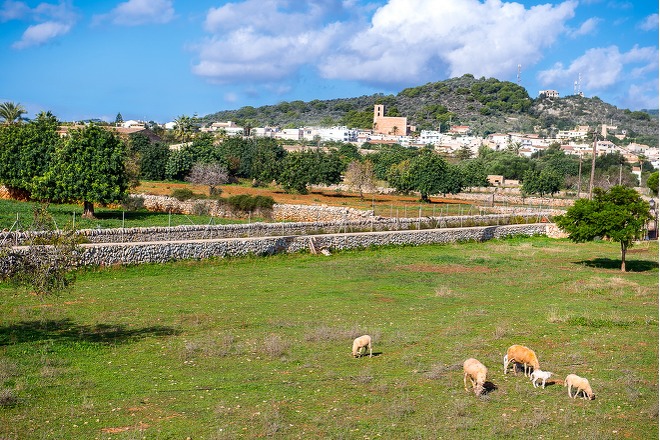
[408, 151, 462, 202]
[554, 185, 652, 271]
[521, 168, 562, 197]
[0, 111, 59, 196]
[277, 149, 343, 194]
[32, 124, 129, 218]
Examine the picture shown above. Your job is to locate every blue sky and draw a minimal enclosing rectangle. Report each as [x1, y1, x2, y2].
[1, 0, 657, 123]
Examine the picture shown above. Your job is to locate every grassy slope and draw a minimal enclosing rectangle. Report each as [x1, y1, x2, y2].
[0, 237, 657, 439]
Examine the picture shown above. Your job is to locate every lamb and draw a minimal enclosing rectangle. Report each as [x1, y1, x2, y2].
[564, 374, 595, 400]
[530, 369, 553, 388]
[463, 358, 488, 396]
[352, 335, 372, 358]
[503, 344, 540, 377]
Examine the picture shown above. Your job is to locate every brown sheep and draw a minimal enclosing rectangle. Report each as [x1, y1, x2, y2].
[352, 335, 372, 358]
[503, 344, 540, 377]
[564, 374, 595, 400]
[463, 358, 488, 396]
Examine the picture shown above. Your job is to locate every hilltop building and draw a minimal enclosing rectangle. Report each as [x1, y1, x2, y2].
[538, 90, 559, 98]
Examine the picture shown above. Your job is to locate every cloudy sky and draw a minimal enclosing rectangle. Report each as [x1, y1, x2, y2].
[1, 0, 657, 123]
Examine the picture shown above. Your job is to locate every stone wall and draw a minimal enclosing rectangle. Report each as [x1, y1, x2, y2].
[1, 213, 553, 245]
[75, 223, 549, 267]
[137, 194, 373, 222]
[440, 190, 575, 208]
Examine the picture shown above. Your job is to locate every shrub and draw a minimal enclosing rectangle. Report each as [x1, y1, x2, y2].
[121, 195, 145, 212]
[226, 194, 275, 214]
[192, 201, 210, 216]
[171, 188, 194, 201]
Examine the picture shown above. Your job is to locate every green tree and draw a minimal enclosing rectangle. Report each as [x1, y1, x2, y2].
[33, 124, 129, 218]
[459, 158, 489, 188]
[554, 186, 652, 271]
[521, 169, 562, 197]
[139, 141, 170, 181]
[0, 111, 59, 196]
[115, 112, 123, 125]
[277, 150, 342, 194]
[0, 101, 27, 124]
[407, 151, 461, 202]
[250, 138, 285, 185]
[370, 145, 418, 181]
[647, 170, 658, 196]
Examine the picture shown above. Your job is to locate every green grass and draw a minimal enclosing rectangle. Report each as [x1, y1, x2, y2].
[0, 199, 246, 230]
[0, 237, 657, 439]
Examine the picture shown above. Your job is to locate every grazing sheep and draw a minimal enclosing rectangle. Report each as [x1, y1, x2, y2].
[352, 335, 372, 358]
[503, 344, 540, 377]
[530, 369, 553, 388]
[463, 358, 488, 396]
[564, 374, 595, 400]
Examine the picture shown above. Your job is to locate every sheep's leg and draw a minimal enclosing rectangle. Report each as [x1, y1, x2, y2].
[541, 378, 546, 389]
[503, 355, 509, 375]
[464, 373, 469, 392]
[368, 343, 372, 358]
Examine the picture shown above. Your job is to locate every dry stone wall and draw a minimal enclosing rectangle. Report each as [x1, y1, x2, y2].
[1, 213, 553, 245]
[75, 223, 549, 267]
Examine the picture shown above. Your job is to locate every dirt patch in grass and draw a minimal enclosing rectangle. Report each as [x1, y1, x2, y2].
[398, 264, 492, 274]
[135, 181, 473, 212]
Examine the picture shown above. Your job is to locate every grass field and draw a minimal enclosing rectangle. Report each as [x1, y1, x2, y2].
[0, 237, 657, 439]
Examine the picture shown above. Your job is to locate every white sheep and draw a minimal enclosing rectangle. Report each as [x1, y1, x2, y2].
[564, 374, 595, 400]
[530, 369, 553, 388]
[463, 358, 488, 396]
[503, 344, 540, 377]
[352, 335, 372, 358]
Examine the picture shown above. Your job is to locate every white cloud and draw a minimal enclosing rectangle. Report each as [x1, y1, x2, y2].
[638, 13, 658, 31]
[192, 0, 579, 88]
[569, 17, 600, 37]
[318, 0, 578, 85]
[5, 1, 77, 49]
[12, 20, 71, 49]
[624, 80, 659, 110]
[192, 1, 350, 83]
[0, 0, 30, 22]
[94, 0, 175, 26]
[537, 45, 658, 92]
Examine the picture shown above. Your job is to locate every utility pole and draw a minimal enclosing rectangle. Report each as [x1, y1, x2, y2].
[588, 131, 597, 200]
[577, 154, 582, 198]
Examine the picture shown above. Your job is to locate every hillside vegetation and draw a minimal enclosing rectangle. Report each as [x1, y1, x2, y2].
[201, 74, 658, 145]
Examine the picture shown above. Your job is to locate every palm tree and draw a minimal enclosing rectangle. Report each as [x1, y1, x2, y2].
[0, 101, 27, 124]
[173, 114, 194, 142]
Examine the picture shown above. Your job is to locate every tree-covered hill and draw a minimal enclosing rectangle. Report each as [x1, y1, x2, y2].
[200, 74, 658, 146]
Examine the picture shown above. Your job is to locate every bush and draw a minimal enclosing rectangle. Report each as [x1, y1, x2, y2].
[191, 201, 210, 216]
[171, 188, 194, 201]
[121, 195, 145, 212]
[226, 194, 275, 214]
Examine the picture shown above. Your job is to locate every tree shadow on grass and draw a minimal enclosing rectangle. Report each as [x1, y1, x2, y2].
[574, 258, 658, 272]
[0, 318, 179, 346]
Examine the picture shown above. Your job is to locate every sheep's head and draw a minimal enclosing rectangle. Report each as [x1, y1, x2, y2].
[474, 383, 485, 396]
[586, 390, 595, 400]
